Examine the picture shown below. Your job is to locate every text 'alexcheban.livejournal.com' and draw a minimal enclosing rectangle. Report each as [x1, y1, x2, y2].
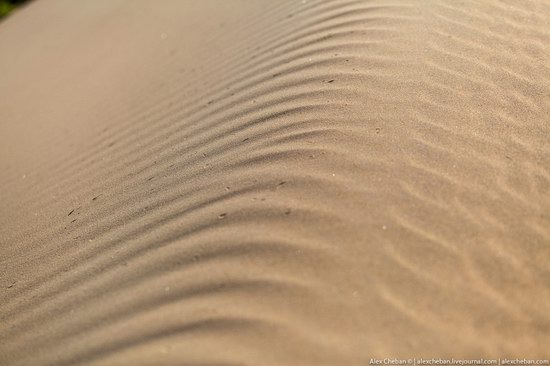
[369, 359, 550, 366]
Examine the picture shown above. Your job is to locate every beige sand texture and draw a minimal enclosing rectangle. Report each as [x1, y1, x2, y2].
[1, 0, 550, 365]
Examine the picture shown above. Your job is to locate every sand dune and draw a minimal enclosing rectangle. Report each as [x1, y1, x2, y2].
[1, 0, 550, 365]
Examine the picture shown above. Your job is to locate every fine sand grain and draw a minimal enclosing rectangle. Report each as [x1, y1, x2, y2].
[1, 0, 550, 365]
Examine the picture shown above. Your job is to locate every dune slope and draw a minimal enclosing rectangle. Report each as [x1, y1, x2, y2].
[1, 0, 550, 365]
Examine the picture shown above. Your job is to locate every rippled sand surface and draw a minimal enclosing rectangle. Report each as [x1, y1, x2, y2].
[1, 0, 550, 365]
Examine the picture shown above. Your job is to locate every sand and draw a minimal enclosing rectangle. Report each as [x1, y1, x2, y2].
[1, 0, 549, 365]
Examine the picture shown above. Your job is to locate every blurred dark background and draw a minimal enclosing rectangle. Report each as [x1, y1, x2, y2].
[0, 0, 31, 20]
